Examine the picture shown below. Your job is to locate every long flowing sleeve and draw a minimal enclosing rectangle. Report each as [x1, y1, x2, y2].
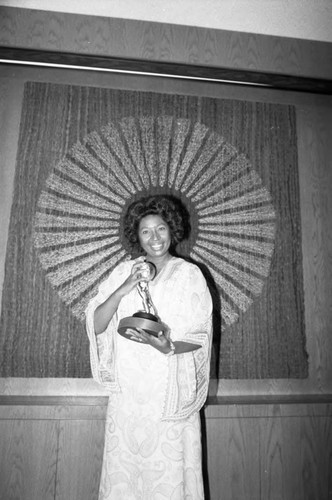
[85, 261, 131, 392]
[161, 260, 213, 420]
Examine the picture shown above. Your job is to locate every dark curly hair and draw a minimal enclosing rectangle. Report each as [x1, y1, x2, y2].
[123, 195, 189, 255]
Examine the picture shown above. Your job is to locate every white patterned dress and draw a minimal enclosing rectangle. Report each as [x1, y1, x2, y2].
[86, 257, 213, 500]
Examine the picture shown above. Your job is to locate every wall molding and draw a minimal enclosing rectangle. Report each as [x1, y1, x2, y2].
[1, 394, 332, 406]
[1, 46, 332, 95]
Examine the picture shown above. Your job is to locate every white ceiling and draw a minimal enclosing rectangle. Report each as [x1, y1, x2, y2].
[1, 0, 332, 43]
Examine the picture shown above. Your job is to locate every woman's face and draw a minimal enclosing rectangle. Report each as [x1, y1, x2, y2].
[138, 214, 171, 259]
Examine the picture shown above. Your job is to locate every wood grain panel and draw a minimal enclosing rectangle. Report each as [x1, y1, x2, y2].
[260, 415, 331, 500]
[0, 401, 330, 500]
[0, 75, 24, 310]
[205, 416, 260, 500]
[260, 416, 300, 500]
[0, 402, 108, 420]
[299, 416, 329, 500]
[55, 419, 105, 500]
[205, 400, 332, 419]
[0, 420, 57, 500]
[297, 103, 332, 390]
[205, 413, 332, 500]
[0, 7, 332, 80]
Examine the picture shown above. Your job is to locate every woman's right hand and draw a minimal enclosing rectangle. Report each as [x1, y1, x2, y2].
[117, 257, 150, 297]
[94, 257, 147, 334]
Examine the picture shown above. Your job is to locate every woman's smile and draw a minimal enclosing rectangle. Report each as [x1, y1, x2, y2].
[138, 214, 171, 261]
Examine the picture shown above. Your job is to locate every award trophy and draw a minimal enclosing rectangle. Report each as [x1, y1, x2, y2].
[117, 261, 168, 340]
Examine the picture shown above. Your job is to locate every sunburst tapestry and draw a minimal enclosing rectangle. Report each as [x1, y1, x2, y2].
[0, 81, 308, 378]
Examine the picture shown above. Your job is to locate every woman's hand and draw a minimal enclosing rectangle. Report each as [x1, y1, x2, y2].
[126, 327, 172, 354]
[94, 257, 150, 335]
[126, 327, 202, 355]
[117, 257, 152, 297]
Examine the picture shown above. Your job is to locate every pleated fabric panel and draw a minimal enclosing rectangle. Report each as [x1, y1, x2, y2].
[0, 82, 307, 378]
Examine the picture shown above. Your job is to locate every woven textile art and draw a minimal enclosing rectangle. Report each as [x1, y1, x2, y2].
[0, 81, 308, 378]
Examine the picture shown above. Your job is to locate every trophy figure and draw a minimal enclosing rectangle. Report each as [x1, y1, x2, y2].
[118, 261, 167, 340]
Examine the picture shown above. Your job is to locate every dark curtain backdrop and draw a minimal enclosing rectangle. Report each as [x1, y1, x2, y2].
[0, 81, 308, 379]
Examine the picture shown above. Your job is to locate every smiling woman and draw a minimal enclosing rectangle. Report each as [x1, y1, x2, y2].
[85, 194, 213, 499]
[124, 195, 188, 261]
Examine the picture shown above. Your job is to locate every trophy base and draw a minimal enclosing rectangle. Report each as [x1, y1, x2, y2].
[118, 311, 167, 339]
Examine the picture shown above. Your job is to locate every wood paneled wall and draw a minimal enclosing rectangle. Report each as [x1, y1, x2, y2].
[0, 397, 331, 500]
[0, 400, 106, 500]
[1, 6, 332, 81]
[0, 8, 331, 500]
[204, 399, 332, 500]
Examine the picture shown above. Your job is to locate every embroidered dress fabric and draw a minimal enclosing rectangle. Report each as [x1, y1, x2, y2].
[86, 257, 213, 499]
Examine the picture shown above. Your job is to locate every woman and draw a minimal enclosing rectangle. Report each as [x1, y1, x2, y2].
[86, 195, 213, 499]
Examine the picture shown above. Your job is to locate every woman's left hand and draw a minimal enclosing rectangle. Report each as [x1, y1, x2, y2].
[126, 327, 172, 354]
